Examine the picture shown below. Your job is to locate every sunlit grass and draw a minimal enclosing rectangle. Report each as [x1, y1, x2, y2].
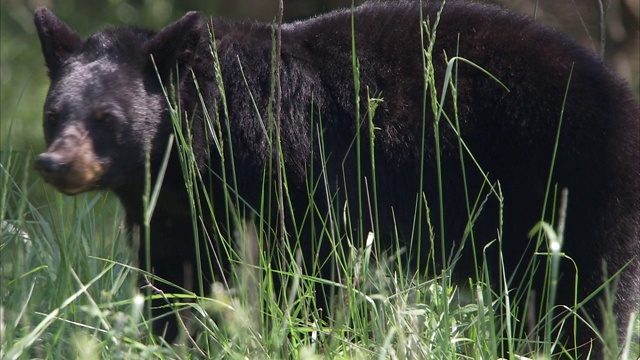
[2, 4, 638, 359]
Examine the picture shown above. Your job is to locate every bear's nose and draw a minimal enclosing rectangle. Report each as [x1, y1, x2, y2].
[35, 153, 68, 175]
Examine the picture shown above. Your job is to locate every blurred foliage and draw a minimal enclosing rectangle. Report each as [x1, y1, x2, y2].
[1, 0, 638, 152]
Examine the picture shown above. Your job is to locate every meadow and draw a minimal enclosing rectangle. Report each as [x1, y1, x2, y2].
[2, 1, 639, 359]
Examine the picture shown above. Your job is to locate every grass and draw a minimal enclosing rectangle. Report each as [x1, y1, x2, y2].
[2, 99, 640, 360]
[2, 5, 639, 360]
[3, 152, 638, 359]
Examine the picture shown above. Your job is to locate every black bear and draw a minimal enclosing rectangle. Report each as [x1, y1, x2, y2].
[34, 1, 638, 358]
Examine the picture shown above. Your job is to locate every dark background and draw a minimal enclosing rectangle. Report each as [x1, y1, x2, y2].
[1, 0, 638, 151]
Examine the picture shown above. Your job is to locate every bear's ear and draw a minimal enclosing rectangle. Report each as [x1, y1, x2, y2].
[144, 11, 203, 85]
[34, 7, 82, 77]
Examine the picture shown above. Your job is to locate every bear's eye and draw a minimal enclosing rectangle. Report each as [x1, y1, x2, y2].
[94, 110, 109, 121]
[45, 111, 59, 128]
[93, 109, 122, 131]
[93, 110, 119, 125]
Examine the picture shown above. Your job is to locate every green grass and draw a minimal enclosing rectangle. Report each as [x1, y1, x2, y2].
[2, 104, 640, 360]
[2, 145, 639, 359]
[2, 6, 639, 360]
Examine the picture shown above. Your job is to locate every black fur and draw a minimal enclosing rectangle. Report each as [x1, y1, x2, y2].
[34, 2, 639, 358]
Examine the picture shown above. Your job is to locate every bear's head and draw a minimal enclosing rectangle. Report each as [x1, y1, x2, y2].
[33, 8, 204, 195]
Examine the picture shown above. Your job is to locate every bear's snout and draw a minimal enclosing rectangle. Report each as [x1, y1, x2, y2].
[35, 152, 69, 176]
[34, 139, 105, 195]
